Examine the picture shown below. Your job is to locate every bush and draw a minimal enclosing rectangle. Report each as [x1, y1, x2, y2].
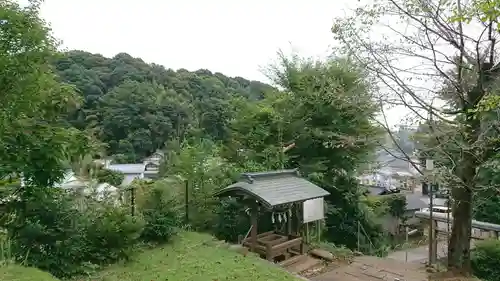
[82, 202, 144, 264]
[213, 199, 250, 242]
[471, 239, 500, 281]
[95, 168, 124, 187]
[137, 180, 182, 243]
[213, 198, 274, 243]
[3, 188, 144, 278]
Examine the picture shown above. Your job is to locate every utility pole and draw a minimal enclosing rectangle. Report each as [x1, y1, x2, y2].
[426, 158, 435, 265]
[357, 221, 361, 253]
[130, 187, 136, 216]
[185, 179, 189, 224]
[405, 226, 409, 262]
[446, 191, 451, 248]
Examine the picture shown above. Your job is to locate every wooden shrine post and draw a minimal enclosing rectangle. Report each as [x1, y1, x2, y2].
[286, 205, 292, 236]
[250, 205, 258, 252]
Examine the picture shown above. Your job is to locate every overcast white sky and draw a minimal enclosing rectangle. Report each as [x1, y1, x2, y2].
[40, 0, 352, 83]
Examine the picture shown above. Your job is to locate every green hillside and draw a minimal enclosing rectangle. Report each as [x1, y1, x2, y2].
[80, 232, 300, 281]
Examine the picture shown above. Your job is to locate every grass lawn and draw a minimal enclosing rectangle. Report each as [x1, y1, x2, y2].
[83, 232, 301, 281]
[0, 265, 59, 281]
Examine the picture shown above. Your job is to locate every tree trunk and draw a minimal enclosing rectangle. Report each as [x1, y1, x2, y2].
[447, 70, 484, 272]
[447, 181, 473, 273]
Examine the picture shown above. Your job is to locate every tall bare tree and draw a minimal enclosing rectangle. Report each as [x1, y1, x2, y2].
[332, 0, 500, 273]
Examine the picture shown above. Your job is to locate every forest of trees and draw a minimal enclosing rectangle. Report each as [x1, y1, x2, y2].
[54, 50, 273, 162]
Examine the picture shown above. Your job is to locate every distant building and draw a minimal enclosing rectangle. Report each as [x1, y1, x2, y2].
[53, 171, 120, 205]
[144, 162, 160, 179]
[358, 147, 426, 234]
[142, 150, 163, 179]
[107, 164, 146, 186]
[358, 149, 420, 192]
[143, 150, 164, 165]
[93, 150, 164, 186]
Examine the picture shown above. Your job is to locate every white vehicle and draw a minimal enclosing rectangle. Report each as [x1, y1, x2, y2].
[420, 206, 451, 214]
[419, 206, 452, 232]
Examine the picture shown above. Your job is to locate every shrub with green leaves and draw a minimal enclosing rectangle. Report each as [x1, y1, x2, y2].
[213, 199, 251, 242]
[3, 188, 144, 278]
[137, 180, 183, 243]
[82, 202, 144, 264]
[213, 198, 274, 243]
[95, 168, 124, 187]
[471, 239, 500, 281]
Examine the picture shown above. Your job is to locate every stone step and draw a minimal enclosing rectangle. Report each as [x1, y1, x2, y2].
[286, 256, 324, 273]
[310, 248, 335, 261]
[279, 254, 307, 267]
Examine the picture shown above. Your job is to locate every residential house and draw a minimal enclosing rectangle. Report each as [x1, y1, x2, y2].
[97, 151, 164, 186]
[107, 164, 146, 187]
[143, 150, 164, 165]
[143, 162, 160, 179]
[142, 150, 163, 179]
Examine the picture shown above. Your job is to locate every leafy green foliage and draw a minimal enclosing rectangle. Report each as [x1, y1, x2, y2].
[137, 180, 183, 243]
[330, 0, 500, 269]
[471, 239, 500, 281]
[83, 204, 144, 265]
[213, 198, 274, 243]
[2, 189, 144, 278]
[158, 139, 278, 242]
[364, 196, 390, 217]
[54, 51, 273, 162]
[229, 54, 385, 251]
[384, 194, 406, 218]
[213, 199, 252, 242]
[450, 0, 500, 31]
[161, 139, 240, 232]
[364, 194, 407, 220]
[95, 168, 124, 187]
[0, 0, 90, 188]
[310, 241, 354, 262]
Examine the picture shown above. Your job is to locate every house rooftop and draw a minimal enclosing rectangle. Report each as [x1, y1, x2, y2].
[108, 164, 146, 174]
[375, 149, 419, 176]
[405, 193, 428, 210]
[215, 169, 330, 209]
[364, 185, 428, 211]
